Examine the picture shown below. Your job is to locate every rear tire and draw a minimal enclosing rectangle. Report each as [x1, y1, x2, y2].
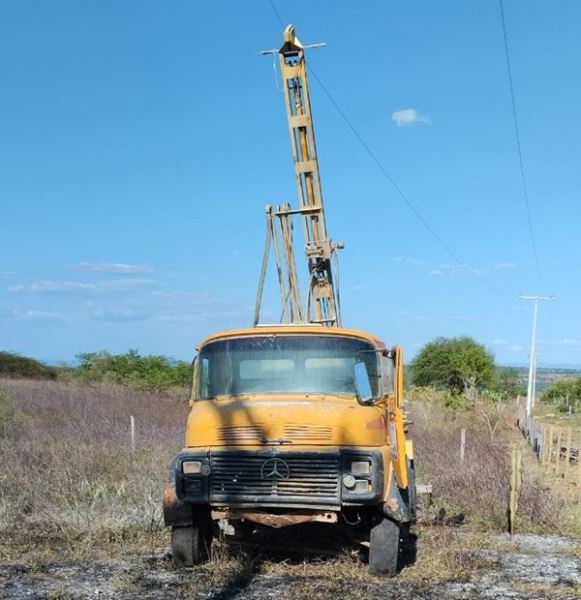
[368, 516, 400, 576]
[171, 508, 212, 566]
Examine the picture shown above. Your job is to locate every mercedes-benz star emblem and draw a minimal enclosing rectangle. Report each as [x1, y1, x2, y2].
[260, 457, 290, 480]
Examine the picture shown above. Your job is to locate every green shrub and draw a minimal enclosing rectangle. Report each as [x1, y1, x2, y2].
[70, 350, 192, 391]
[442, 393, 465, 410]
[490, 367, 527, 399]
[542, 377, 581, 414]
[0, 352, 57, 380]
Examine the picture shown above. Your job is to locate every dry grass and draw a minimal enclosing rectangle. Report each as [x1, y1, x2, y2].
[0, 377, 576, 587]
[0, 378, 188, 561]
[410, 397, 563, 532]
[159, 528, 496, 599]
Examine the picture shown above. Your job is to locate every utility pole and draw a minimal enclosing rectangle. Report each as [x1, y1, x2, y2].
[520, 295, 554, 417]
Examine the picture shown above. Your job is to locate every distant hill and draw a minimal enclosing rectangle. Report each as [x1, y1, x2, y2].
[509, 366, 581, 394]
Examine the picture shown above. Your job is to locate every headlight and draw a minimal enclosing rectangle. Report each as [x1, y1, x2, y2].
[350, 460, 371, 475]
[354, 480, 369, 493]
[342, 474, 356, 489]
[182, 460, 202, 474]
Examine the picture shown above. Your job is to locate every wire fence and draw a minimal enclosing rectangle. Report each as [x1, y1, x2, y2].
[517, 401, 581, 493]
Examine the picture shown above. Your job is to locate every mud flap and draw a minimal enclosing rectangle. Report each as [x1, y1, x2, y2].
[163, 481, 193, 527]
[383, 472, 411, 523]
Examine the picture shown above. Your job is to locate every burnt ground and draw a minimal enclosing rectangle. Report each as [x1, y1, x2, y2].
[0, 532, 580, 600]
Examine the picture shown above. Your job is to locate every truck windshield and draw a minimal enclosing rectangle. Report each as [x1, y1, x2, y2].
[195, 335, 379, 399]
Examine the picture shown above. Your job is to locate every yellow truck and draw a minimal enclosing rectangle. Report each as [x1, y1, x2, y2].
[163, 26, 415, 576]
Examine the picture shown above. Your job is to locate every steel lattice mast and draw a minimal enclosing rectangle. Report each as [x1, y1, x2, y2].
[254, 25, 342, 327]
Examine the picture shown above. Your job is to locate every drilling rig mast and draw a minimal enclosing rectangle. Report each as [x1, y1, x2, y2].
[255, 25, 342, 327]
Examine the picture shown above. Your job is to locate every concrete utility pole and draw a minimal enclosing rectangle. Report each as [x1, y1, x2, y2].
[520, 295, 554, 417]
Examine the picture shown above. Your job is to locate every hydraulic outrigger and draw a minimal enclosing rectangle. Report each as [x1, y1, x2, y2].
[255, 25, 343, 327]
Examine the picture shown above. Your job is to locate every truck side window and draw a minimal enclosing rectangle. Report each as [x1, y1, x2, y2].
[200, 357, 209, 399]
[381, 356, 395, 395]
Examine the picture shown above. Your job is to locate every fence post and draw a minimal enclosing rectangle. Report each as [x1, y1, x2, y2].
[546, 426, 554, 468]
[130, 415, 136, 452]
[565, 428, 572, 482]
[578, 428, 581, 494]
[555, 429, 563, 475]
[509, 444, 522, 534]
[460, 428, 466, 463]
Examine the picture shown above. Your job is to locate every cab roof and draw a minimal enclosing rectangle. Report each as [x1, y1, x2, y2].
[197, 324, 386, 351]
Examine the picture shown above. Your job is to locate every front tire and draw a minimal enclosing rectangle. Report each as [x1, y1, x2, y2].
[171, 508, 212, 566]
[368, 516, 400, 576]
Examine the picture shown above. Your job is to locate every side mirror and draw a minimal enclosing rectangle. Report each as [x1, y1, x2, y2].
[353, 361, 374, 405]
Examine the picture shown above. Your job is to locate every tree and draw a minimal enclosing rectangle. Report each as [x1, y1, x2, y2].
[541, 377, 581, 413]
[411, 337, 495, 398]
[492, 367, 527, 399]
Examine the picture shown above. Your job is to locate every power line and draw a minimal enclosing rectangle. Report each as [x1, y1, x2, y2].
[267, 0, 285, 28]
[499, 0, 546, 293]
[264, 0, 500, 294]
[307, 66, 500, 293]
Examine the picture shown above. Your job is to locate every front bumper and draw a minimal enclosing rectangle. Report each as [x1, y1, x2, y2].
[171, 449, 383, 508]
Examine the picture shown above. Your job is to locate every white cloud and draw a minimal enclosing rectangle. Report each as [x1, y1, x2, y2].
[391, 108, 430, 127]
[9, 281, 97, 294]
[429, 263, 483, 277]
[400, 311, 429, 321]
[492, 339, 509, 346]
[562, 339, 581, 347]
[92, 307, 151, 322]
[9, 309, 66, 321]
[390, 257, 423, 267]
[8, 279, 161, 295]
[495, 262, 516, 270]
[72, 262, 153, 275]
[100, 279, 162, 293]
[507, 344, 523, 352]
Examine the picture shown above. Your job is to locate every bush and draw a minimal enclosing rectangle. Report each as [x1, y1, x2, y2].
[543, 377, 581, 401]
[491, 367, 526, 399]
[0, 352, 57, 380]
[542, 377, 581, 413]
[68, 350, 192, 391]
[411, 337, 495, 398]
[442, 393, 464, 410]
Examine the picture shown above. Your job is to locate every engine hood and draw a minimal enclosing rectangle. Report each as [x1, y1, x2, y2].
[185, 394, 387, 448]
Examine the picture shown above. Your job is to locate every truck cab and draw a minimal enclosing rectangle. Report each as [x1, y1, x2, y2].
[164, 324, 415, 576]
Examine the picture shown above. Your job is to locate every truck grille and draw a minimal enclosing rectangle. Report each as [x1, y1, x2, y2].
[283, 425, 333, 441]
[209, 451, 340, 505]
[216, 425, 265, 443]
[216, 424, 334, 444]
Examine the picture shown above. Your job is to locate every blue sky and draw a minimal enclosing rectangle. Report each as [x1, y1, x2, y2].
[1, 1, 580, 366]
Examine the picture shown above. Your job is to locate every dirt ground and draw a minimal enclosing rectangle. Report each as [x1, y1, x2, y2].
[1, 531, 580, 600]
